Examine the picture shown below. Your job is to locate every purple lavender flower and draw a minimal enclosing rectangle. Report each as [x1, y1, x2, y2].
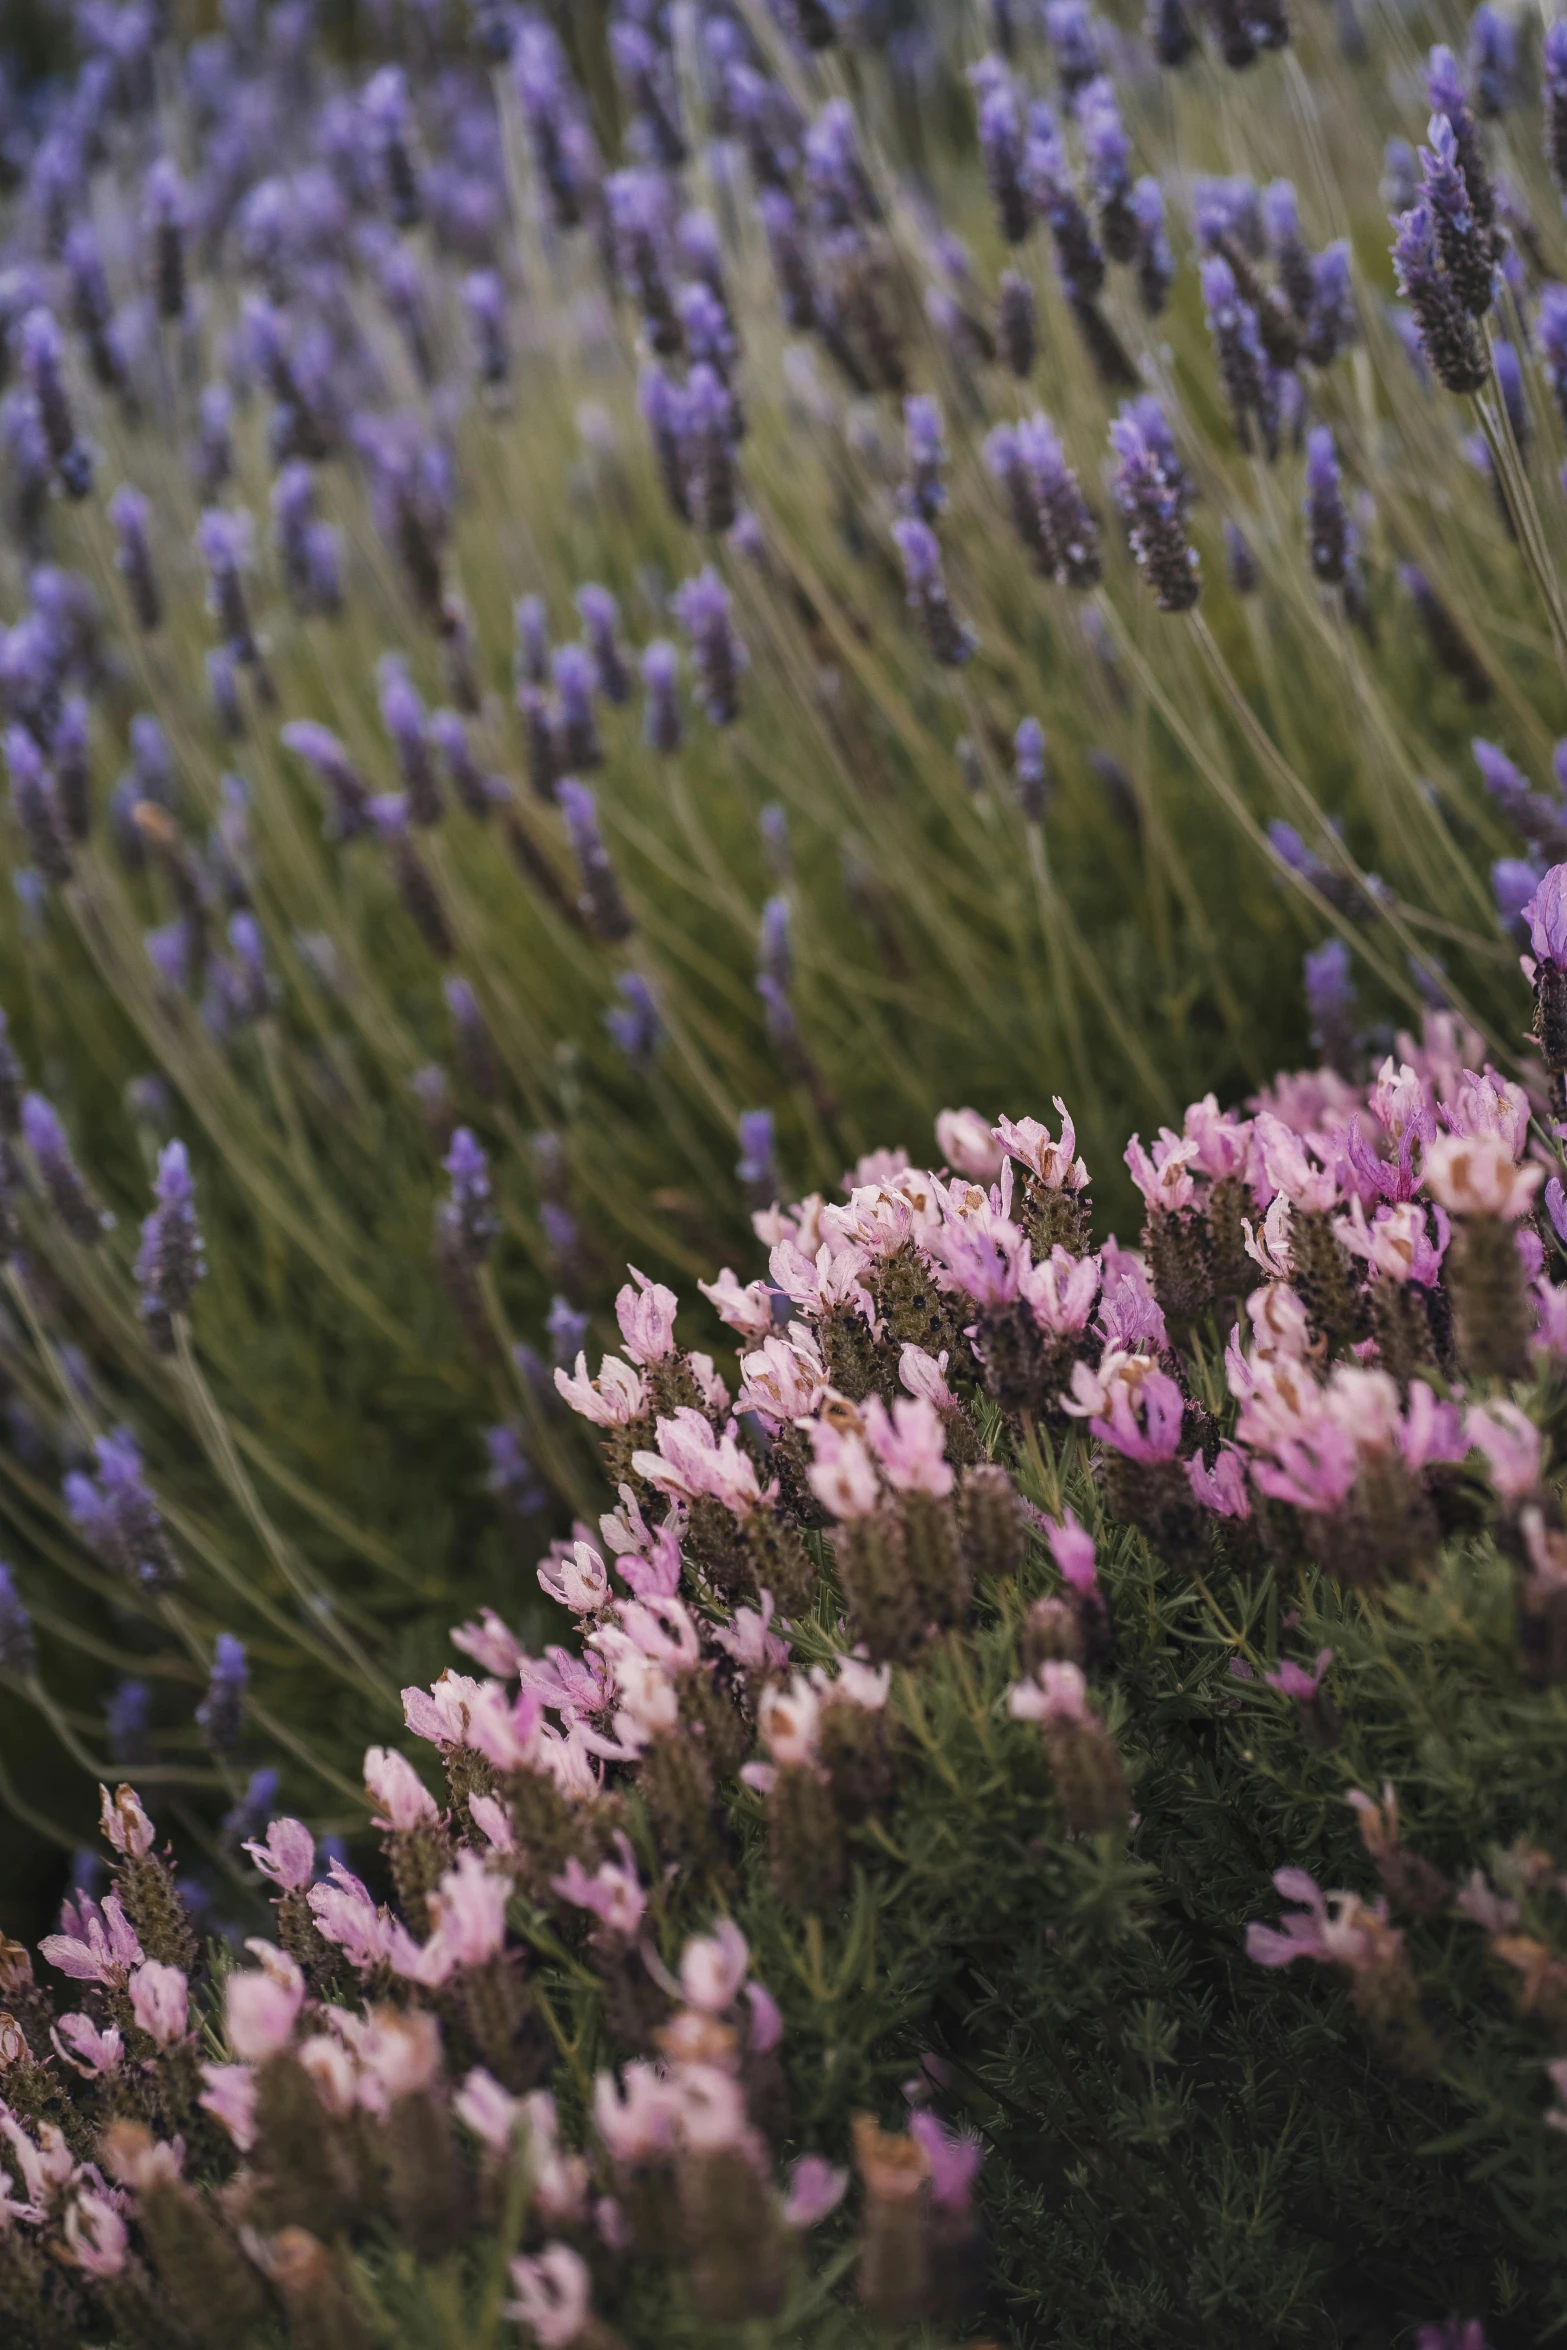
[1262, 180, 1314, 319]
[891, 519, 975, 666]
[1493, 857, 1541, 934]
[142, 158, 189, 322]
[552, 645, 604, 774]
[1146, 0, 1196, 67]
[196, 508, 264, 674]
[1390, 201, 1491, 396]
[1, 391, 49, 552]
[378, 655, 443, 827]
[108, 487, 161, 634]
[64, 223, 126, 395]
[195, 382, 235, 501]
[804, 100, 879, 232]
[106, 1679, 150, 1763]
[997, 271, 1036, 376]
[1080, 80, 1137, 264]
[1427, 44, 1495, 234]
[610, 20, 686, 170]
[607, 169, 681, 357]
[280, 720, 374, 843]
[1200, 257, 1279, 460]
[545, 1294, 591, 1377]
[1025, 131, 1105, 308]
[363, 64, 422, 228]
[0, 1564, 35, 1675]
[513, 22, 601, 231]
[673, 569, 748, 722]
[606, 973, 661, 1071]
[971, 62, 1031, 246]
[1044, 1, 1101, 95]
[1467, 5, 1515, 117]
[641, 640, 683, 755]
[354, 413, 450, 621]
[136, 1139, 204, 1348]
[1301, 242, 1357, 369]
[271, 464, 340, 616]
[557, 779, 632, 942]
[486, 1425, 546, 1515]
[1547, 24, 1567, 195]
[1014, 718, 1050, 821]
[758, 190, 817, 330]
[736, 1107, 778, 1204]
[640, 365, 692, 524]
[1304, 938, 1356, 1067]
[430, 710, 497, 823]
[514, 596, 550, 694]
[4, 727, 72, 886]
[680, 366, 739, 537]
[1541, 286, 1567, 432]
[222, 1768, 280, 1850]
[1420, 114, 1493, 321]
[462, 269, 510, 390]
[1303, 426, 1354, 587]
[65, 1429, 177, 1589]
[1224, 521, 1258, 595]
[901, 394, 948, 523]
[196, 1634, 247, 1753]
[1130, 178, 1173, 316]
[18, 309, 92, 500]
[679, 211, 728, 304]
[51, 699, 90, 843]
[439, 1127, 500, 1266]
[371, 795, 455, 959]
[442, 977, 500, 1101]
[1493, 338, 1528, 448]
[577, 586, 632, 705]
[677, 280, 735, 386]
[1109, 412, 1201, 613]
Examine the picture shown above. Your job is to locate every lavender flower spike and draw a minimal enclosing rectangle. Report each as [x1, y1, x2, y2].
[136, 1138, 205, 1350]
[1389, 204, 1487, 395]
[1303, 426, 1354, 587]
[377, 655, 443, 828]
[1420, 115, 1493, 320]
[280, 721, 373, 842]
[1200, 258, 1278, 461]
[552, 645, 604, 774]
[971, 63, 1031, 247]
[4, 727, 72, 886]
[108, 487, 162, 634]
[196, 509, 263, 671]
[1014, 718, 1050, 821]
[0, 1564, 35, 1675]
[439, 1127, 500, 1266]
[673, 570, 748, 725]
[141, 159, 189, 323]
[577, 586, 632, 706]
[891, 520, 975, 667]
[997, 272, 1036, 377]
[737, 1107, 778, 1205]
[606, 973, 661, 1071]
[557, 779, 633, 942]
[22, 1092, 110, 1243]
[1546, 22, 1567, 197]
[195, 1634, 247, 1752]
[641, 641, 683, 756]
[18, 309, 92, 499]
[1109, 413, 1200, 613]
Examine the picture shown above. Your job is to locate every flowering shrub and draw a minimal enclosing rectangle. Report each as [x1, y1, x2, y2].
[2, 0, 1567, 2339]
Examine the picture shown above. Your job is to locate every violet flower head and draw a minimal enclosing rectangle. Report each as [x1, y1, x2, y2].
[1130, 177, 1173, 316]
[377, 654, 443, 827]
[640, 640, 682, 755]
[1200, 257, 1279, 461]
[901, 394, 948, 523]
[0, 1563, 35, 1675]
[66, 1429, 178, 1590]
[196, 1634, 247, 1753]
[1524, 864, 1567, 968]
[363, 63, 421, 228]
[1045, 0, 1101, 95]
[971, 61, 1030, 246]
[557, 779, 632, 943]
[430, 711, 496, 824]
[552, 644, 604, 774]
[1467, 5, 1515, 117]
[354, 414, 450, 620]
[1382, 138, 1419, 215]
[1389, 203, 1486, 396]
[804, 98, 878, 232]
[576, 586, 632, 707]
[1427, 43, 1495, 232]
[606, 973, 661, 1072]
[1546, 23, 1567, 195]
[4, 725, 72, 887]
[1025, 130, 1106, 310]
[1079, 79, 1136, 265]
[1493, 857, 1540, 935]
[1224, 520, 1258, 595]
[22, 1092, 109, 1244]
[891, 519, 975, 667]
[1303, 243, 1357, 368]
[1146, 0, 1197, 68]
[678, 365, 739, 538]
[515, 595, 550, 693]
[1540, 286, 1567, 433]
[440, 1127, 500, 1267]
[1304, 938, 1357, 1068]
[462, 269, 510, 390]
[1014, 717, 1050, 821]
[196, 508, 262, 669]
[18, 308, 93, 500]
[1492, 338, 1527, 450]
[222, 1768, 281, 1850]
[737, 1108, 778, 1204]
[1109, 411, 1200, 613]
[280, 720, 373, 843]
[1303, 425, 1354, 588]
[106, 1678, 150, 1764]
[607, 169, 680, 356]
[141, 158, 189, 321]
[673, 569, 748, 724]
[108, 487, 161, 635]
[1419, 114, 1493, 320]
[135, 1138, 205, 1347]
[757, 189, 817, 331]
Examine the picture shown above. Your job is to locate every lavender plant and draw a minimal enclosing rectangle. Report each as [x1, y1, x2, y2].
[0, 0, 1566, 2337]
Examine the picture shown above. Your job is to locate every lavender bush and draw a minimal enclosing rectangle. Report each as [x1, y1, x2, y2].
[0, 0, 1565, 2340]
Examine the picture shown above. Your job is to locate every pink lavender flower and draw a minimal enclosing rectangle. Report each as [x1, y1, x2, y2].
[1263, 1647, 1333, 1701]
[1524, 863, 1567, 966]
[1089, 1362, 1184, 1464]
[1187, 1445, 1252, 1519]
[243, 1816, 315, 1890]
[860, 1395, 954, 1496]
[363, 1744, 440, 1830]
[1045, 1509, 1098, 1590]
[128, 1959, 189, 2047]
[614, 1267, 679, 1364]
[785, 2153, 849, 2227]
